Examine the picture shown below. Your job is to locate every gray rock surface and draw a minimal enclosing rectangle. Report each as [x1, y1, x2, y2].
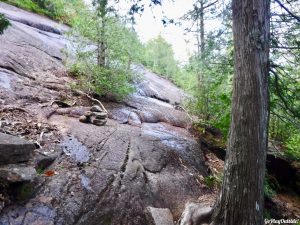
[146, 207, 174, 225]
[0, 133, 35, 165]
[0, 3, 210, 225]
[0, 164, 36, 183]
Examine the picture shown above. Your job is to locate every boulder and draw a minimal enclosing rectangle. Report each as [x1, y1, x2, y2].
[145, 207, 174, 225]
[0, 133, 35, 165]
[0, 164, 36, 183]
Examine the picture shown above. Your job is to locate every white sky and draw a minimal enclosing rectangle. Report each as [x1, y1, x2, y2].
[85, 0, 222, 62]
[133, 0, 196, 62]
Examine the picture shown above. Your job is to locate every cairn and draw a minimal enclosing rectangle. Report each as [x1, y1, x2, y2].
[79, 105, 108, 126]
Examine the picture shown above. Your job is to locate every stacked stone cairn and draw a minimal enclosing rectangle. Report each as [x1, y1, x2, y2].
[79, 105, 108, 126]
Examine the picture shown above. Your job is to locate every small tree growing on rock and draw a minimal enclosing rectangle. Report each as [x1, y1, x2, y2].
[69, 0, 144, 100]
[0, 14, 9, 34]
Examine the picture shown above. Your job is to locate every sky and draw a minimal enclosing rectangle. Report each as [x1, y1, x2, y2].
[133, 0, 196, 62]
[85, 0, 222, 63]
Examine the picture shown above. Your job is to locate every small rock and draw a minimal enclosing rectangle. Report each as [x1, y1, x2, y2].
[92, 112, 108, 119]
[90, 105, 103, 112]
[91, 119, 107, 126]
[79, 115, 89, 123]
[145, 207, 174, 225]
[0, 164, 36, 183]
[84, 111, 93, 117]
[0, 133, 36, 165]
[34, 154, 57, 171]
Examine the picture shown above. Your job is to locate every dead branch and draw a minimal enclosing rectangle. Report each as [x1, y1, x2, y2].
[72, 89, 108, 113]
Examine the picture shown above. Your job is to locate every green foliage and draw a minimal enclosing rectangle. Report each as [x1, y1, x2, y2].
[2, 0, 84, 23]
[70, 62, 134, 100]
[264, 175, 280, 199]
[264, 210, 272, 220]
[284, 133, 300, 161]
[69, 5, 142, 100]
[264, 180, 277, 198]
[142, 35, 179, 79]
[204, 174, 222, 189]
[0, 13, 10, 34]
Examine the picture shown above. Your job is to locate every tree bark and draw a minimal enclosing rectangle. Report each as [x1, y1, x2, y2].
[211, 0, 270, 225]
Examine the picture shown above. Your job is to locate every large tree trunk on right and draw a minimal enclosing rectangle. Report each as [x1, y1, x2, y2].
[211, 0, 270, 225]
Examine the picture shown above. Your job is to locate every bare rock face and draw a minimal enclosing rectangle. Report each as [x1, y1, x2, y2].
[0, 3, 210, 225]
[0, 133, 36, 165]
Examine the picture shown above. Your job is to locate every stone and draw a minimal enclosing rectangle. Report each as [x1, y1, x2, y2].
[34, 154, 57, 171]
[0, 133, 35, 165]
[90, 105, 103, 112]
[92, 112, 107, 119]
[145, 207, 174, 225]
[91, 119, 107, 126]
[84, 111, 93, 117]
[0, 164, 36, 183]
[79, 115, 89, 123]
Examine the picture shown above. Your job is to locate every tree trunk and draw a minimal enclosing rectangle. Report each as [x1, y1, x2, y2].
[211, 0, 270, 225]
[200, 0, 205, 59]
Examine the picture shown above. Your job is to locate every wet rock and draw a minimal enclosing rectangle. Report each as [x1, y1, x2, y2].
[0, 164, 36, 183]
[109, 107, 142, 126]
[0, 133, 35, 165]
[145, 207, 174, 225]
[90, 105, 103, 112]
[61, 136, 89, 163]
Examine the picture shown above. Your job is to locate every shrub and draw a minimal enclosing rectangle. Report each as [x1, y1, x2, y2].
[0, 14, 10, 34]
[285, 133, 300, 161]
[70, 63, 134, 101]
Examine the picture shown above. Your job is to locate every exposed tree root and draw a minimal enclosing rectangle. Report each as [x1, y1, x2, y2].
[179, 203, 213, 225]
[72, 89, 108, 113]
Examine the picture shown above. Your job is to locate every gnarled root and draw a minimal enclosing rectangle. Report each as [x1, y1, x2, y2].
[179, 202, 213, 225]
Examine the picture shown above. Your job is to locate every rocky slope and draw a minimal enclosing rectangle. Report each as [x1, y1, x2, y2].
[0, 3, 212, 225]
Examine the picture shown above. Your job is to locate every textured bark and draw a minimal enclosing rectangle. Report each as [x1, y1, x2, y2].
[211, 1, 270, 225]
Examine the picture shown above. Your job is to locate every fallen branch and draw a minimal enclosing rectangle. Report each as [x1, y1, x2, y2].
[72, 89, 108, 113]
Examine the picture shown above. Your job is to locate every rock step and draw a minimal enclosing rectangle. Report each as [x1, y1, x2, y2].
[0, 133, 36, 165]
[0, 164, 36, 183]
